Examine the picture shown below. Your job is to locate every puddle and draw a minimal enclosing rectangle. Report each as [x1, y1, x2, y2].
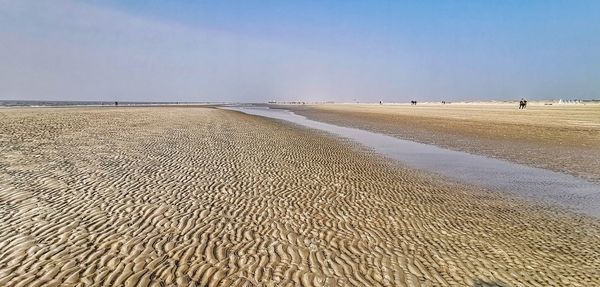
[223, 106, 600, 218]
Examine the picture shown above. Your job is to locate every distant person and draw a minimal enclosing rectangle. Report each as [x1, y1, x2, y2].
[115, 101, 118, 107]
[380, 101, 382, 105]
[519, 99, 524, 109]
[523, 99, 527, 109]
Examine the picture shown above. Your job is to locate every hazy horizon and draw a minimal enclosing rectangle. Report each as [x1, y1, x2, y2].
[1, 0, 599, 102]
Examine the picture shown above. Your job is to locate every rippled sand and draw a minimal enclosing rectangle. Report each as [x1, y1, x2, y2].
[287, 103, 600, 182]
[0, 107, 599, 286]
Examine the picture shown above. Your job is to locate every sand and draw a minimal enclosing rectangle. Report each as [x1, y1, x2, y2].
[287, 103, 600, 182]
[0, 107, 599, 286]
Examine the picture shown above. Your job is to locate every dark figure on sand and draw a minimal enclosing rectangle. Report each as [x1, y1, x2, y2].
[519, 99, 527, 109]
[411, 100, 417, 105]
[115, 101, 119, 107]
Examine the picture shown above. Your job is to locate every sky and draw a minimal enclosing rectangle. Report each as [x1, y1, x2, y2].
[0, 0, 598, 102]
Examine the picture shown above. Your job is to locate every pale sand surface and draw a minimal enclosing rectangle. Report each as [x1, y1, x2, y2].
[0, 107, 599, 286]
[286, 103, 600, 182]
[227, 106, 600, 218]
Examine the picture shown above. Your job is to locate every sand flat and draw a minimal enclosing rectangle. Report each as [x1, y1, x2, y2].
[1, 107, 599, 286]
[229, 106, 600, 218]
[288, 103, 600, 182]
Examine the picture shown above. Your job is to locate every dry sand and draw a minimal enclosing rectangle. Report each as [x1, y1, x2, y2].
[287, 103, 600, 182]
[0, 107, 599, 286]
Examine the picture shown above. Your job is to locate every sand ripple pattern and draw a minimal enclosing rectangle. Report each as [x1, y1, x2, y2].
[0, 107, 599, 286]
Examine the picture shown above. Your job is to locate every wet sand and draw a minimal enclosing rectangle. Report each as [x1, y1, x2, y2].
[228, 106, 600, 218]
[287, 103, 600, 182]
[1, 107, 599, 286]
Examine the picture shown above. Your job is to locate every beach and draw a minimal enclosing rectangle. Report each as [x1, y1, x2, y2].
[287, 103, 600, 182]
[1, 106, 599, 286]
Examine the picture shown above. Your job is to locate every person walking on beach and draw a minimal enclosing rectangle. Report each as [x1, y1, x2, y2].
[523, 99, 527, 109]
[519, 99, 524, 109]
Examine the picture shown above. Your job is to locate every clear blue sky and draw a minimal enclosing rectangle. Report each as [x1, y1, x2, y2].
[1, 0, 598, 102]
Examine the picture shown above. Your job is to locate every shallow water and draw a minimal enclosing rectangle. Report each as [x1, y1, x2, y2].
[224, 106, 600, 218]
